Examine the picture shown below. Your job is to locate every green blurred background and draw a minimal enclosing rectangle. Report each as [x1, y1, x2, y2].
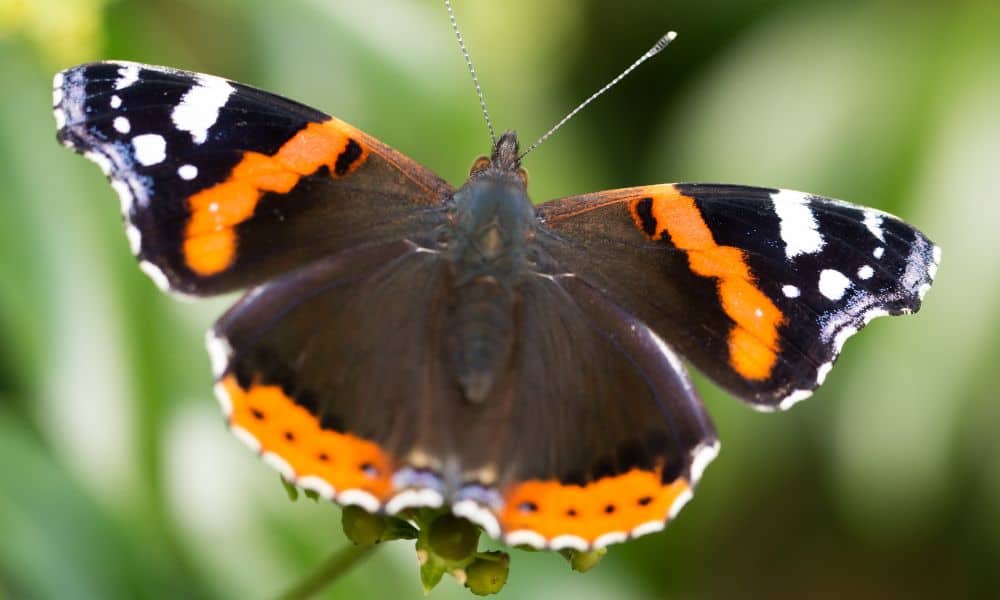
[1, 0, 997, 598]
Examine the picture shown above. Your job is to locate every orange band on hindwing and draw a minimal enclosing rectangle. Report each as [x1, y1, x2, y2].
[184, 119, 369, 276]
[500, 468, 690, 543]
[221, 375, 395, 500]
[628, 187, 784, 380]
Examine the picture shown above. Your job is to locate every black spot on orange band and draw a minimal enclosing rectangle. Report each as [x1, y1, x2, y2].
[630, 196, 657, 237]
[334, 138, 363, 176]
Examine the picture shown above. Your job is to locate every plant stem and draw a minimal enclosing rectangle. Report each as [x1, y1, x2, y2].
[277, 544, 379, 600]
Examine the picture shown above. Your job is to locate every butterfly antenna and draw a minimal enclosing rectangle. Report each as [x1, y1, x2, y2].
[445, 0, 497, 147]
[519, 31, 678, 161]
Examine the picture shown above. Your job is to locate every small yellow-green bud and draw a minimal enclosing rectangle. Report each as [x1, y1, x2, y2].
[464, 552, 509, 596]
[564, 547, 607, 573]
[426, 514, 480, 562]
[341, 505, 387, 546]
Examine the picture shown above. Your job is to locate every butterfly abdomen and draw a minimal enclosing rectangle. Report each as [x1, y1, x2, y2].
[443, 169, 536, 403]
[446, 278, 515, 403]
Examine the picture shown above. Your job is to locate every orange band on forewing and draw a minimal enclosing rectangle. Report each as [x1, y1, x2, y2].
[500, 468, 689, 542]
[183, 119, 369, 276]
[222, 375, 394, 499]
[629, 187, 784, 380]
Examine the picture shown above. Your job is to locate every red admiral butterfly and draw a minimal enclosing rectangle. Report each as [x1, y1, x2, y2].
[52, 27, 939, 553]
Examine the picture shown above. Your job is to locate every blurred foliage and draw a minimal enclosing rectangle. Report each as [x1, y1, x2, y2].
[0, 0, 998, 598]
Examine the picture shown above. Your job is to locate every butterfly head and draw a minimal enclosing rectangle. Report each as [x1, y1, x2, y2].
[449, 131, 535, 267]
[469, 130, 528, 188]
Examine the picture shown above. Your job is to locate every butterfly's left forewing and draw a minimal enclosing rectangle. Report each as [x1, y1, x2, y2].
[55, 61, 453, 296]
[536, 183, 940, 410]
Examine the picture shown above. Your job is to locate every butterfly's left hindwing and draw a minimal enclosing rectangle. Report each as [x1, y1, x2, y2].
[54, 62, 453, 296]
[537, 183, 940, 410]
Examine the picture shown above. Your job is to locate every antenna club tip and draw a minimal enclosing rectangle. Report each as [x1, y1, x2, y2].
[650, 31, 678, 54]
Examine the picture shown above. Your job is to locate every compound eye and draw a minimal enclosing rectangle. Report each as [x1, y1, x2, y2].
[517, 167, 529, 187]
[469, 156, 491, 175]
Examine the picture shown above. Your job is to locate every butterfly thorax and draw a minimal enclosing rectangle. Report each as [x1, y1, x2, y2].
[444, 132, 535, 404]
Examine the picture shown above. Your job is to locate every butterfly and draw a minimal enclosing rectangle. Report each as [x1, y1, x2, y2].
[53, 58, 939, 552]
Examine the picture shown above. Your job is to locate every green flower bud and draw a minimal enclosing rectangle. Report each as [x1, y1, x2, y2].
[426, 514, 480, 562]
[280, 477, 298, 501]
[341, 505, 387, 546]
[384, 516, 419, 541]
[562, 547, 607, 573]
[464, 552, 509, 596]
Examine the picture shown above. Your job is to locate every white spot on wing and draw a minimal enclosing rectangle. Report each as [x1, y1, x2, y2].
[689, 440, 719, 485]
[53, 107, 66, 129]
[901, 237, 933, 292]
[929, 246, 942, 280]
[452, 500, 501, 539]
[113, 116, 131, 134]
[337, 490, 380, 513]
[84, 151, 112, 176]
[213, 381, 232, 418]
[818, 269, 851, 301]
[779, 389, 813, 410]
[115, 64, 140, 90]
[385, 488, 444, 514]
[230, 425, 261, 453]
[630, 520, 665, 539]
[132, 133, 166, 166]
[771, 190, 824, 258]
[204, 329, 231, 378]
[928, 262, 938, 281]
[873, 246, 885, 259]
[863, 308, 890, 325]
[549, 535, 589, 552]
[124, 224, 142, 254]
[857, 265, 874, 280]
[816, 362, 833, 386]
[262, 452, 295, 481]
[863, 211, 885, 242]
[178, 164, 198, 180]
[666, 488, 693, 520]
[52, 86, 63, 107]
[297, 476, 335, 500]
[110, 95, 122, 109]
[52, 71, 64, 90]
[505, 530, 546, 549]
[782, 284, 801, 298]
[139, 260, 170, 291]
[172, 76, 234, 144]
[833, 326, 857, 353]
[594, 531, 627, 549]
[111, 179, 134, 213]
